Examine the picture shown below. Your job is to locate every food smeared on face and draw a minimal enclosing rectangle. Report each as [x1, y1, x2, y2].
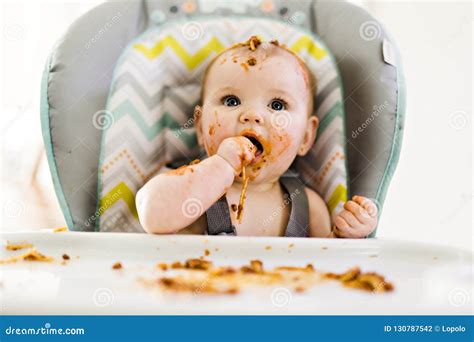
[247, 57, 257, 66]
[198, 35, 316, 185]
[247, 36, 261, 51]
[240, 62, 249, 72]
[208, 124, 215, 135]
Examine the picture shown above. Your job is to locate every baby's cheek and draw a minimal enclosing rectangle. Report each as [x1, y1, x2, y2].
[268, 131, 295, 161]
[202, 113, 228, 156]
[203, 130, 223, 156]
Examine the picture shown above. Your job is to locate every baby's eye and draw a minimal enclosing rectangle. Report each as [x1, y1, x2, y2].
[269, 99, 287, 111]
[222, 95, 241, 107]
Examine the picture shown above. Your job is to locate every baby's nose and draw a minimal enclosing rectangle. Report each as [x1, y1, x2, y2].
[239, 111, 265, 125]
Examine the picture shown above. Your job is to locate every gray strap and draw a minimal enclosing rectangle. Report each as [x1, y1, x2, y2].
[205, 195, 236, 236]
[205, 172, 309, 237]
[280, 175, 310, 238]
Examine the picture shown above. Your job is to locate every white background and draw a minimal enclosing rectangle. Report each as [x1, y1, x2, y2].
[1, 1, 472, 252]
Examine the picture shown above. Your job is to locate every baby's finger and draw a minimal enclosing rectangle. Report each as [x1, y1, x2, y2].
[333, 216, 350, 238]
[333, 216, 358, 238]
[339, 209, 363, 228]
[352, 196, 378, 217]
[344, 201, 372, 223]
[333, 215, 362, 238]
[333, 215, 349, 229]
[239, 137, 257, 164]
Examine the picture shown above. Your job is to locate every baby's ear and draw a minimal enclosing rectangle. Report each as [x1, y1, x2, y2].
[194, 105, 204, 145]
[297, 115, 319, 156]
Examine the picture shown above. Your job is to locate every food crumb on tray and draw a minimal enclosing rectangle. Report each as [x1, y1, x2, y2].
[324, 267, 394, 292]
[5, 241, 33, 251]
[140, 258, 394, 296]
[0, 248, 54, 264]
[112, 262, 123, 270]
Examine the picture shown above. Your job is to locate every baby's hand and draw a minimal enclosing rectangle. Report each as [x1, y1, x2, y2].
[333, 196, 378, 238]
[217, 137, 256, 176]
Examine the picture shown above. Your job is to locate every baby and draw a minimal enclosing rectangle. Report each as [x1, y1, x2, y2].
[136, 37, 378, 238]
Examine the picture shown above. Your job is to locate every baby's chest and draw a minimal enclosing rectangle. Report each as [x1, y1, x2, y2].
[225, 186, 290, 236]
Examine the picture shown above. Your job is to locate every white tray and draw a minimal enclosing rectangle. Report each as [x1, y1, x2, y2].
[0, 231, 472, 315]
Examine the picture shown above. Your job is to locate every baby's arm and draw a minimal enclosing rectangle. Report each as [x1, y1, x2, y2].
[136, 137, 255, 234]
[306, 187, 333, 237]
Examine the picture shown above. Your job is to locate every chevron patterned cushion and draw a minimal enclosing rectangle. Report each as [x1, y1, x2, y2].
[96, 17, 348, 233]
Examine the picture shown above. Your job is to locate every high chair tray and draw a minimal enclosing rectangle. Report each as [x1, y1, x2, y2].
[1, 231, 471, 314]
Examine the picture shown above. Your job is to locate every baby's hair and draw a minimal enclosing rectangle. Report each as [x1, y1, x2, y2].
[200, 36, 317, 115]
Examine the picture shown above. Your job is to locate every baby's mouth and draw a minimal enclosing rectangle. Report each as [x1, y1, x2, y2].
[239, 130, 266, 158]
[247, 136, 264, 157]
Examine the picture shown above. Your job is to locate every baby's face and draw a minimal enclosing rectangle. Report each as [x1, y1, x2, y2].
[196, 45, 318, 184]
